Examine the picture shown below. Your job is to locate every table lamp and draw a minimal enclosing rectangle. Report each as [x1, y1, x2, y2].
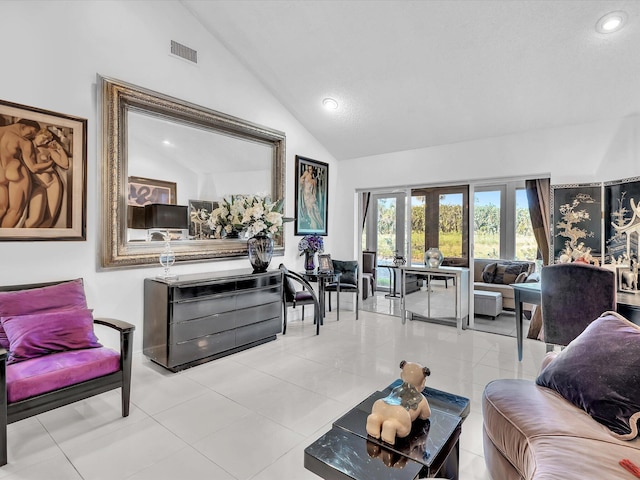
[144, 204, 189, 279]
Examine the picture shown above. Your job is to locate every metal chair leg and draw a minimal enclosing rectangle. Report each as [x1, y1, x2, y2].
[283, 303, 288, 334]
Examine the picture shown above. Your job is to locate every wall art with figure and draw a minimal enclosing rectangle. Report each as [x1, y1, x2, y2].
[550, 183, 602, 264]
[294, 155, 328, 236]
[604, 177, 640, 267]
[127, 176, 176, 207]
[0, 99, 87, 240]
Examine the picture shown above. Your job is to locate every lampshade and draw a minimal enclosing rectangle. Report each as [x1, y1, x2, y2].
[127, 206, 146, 229]
[144, 204, 189, 229]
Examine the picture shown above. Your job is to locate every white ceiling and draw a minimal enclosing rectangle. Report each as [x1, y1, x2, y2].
[182, 0, 640, 161]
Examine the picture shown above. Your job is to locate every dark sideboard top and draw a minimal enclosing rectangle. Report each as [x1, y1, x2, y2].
[150, 268, 282, 287]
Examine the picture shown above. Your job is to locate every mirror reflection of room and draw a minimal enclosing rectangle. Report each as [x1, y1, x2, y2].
[126, 111, 273, 243]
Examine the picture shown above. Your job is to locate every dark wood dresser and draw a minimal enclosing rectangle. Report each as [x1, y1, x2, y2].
[143, 269, 282, 371]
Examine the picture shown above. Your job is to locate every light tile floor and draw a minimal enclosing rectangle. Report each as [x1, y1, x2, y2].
[1, 309, 548, 480]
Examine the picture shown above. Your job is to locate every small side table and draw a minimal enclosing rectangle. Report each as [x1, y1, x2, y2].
[511, 282, 541, 361]
[378, 264, 401, 298]
[301, 271, 342, 320]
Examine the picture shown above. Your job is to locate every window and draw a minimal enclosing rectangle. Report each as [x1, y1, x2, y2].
[515, 188, 536, 261]
[410, 195, 425, 265]
[472, 181, 538, 261]
[474, 189, 502, 259]
[411, 186, 469, 267]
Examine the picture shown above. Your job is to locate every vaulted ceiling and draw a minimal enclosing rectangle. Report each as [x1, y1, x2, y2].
[182, 0, 640, 161]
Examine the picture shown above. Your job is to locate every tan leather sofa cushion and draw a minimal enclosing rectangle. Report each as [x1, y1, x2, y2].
[483, 379, 640, 479]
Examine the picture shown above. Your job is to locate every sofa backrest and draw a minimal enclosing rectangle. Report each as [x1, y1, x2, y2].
[473, 258, 535, 283]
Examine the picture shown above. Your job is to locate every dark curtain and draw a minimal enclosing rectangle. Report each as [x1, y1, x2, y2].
[526, 178, 550, 340]
[526, 178, 551, 266]
[362, 192, 371, 232]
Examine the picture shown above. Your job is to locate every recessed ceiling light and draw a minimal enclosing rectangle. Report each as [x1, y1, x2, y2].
[162, 139, 173, 146]
[596, 11, 628, 33]
[322, 97, 339, 110]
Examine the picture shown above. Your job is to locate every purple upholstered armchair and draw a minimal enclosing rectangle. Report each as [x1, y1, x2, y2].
[540, 262, 616, 348]
[0, 279, 134, 466]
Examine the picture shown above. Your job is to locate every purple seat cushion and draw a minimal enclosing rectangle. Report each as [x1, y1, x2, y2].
[295, 291, 314, 302]
[536, 312, 640, 440]
[0, 279, 87, 349]
[2, 308, 102, 364]
[6, 347, 120, 403]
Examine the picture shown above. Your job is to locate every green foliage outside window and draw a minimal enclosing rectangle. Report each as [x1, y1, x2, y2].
[373, 193, 537, 267]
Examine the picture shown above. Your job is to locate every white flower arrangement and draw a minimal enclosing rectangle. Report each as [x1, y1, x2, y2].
[207, 194, 288, 238]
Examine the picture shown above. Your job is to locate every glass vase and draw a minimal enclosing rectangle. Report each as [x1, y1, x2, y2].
[424, 247, 444, 268]
[247, 233, 273, 272]
[304, 251, 316, 273]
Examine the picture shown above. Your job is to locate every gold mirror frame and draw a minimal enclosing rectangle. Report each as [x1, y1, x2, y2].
[99, 75, 286, 268]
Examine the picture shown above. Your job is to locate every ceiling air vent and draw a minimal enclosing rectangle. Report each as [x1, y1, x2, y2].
[170, 40, 198, 64]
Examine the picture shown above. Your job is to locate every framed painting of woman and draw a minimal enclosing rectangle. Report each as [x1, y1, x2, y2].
[294, 155, 328, 236]
[0, 99, 87, 241]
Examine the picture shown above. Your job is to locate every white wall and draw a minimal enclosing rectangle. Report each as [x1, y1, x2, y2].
[0, 1, 337, 351]
[333, 116, 640, 260]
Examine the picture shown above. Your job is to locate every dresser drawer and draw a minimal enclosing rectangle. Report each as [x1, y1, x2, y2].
[173, 295, 236, 321]
[170, 330, 236, 367]
[173, 281, 236, 300]
[236, 286, 281, 310]
[172, 311, 236, 343]
[235, 302, 281, 328]
[236, 317, 281, 346]
[236, 273, 280, 291]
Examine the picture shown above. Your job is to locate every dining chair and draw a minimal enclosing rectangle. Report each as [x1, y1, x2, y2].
[279, 264, 321, 335]
[362, 250, 377, 299]
[540, 262, 616, 350]
[325, 259, 359, 320]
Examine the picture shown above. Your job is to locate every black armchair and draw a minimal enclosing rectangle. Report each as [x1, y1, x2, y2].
[279, 264, 321, 335]
[325, 259, 359, 320]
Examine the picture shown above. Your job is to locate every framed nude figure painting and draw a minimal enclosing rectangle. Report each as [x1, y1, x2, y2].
[0, 99, 87, 240]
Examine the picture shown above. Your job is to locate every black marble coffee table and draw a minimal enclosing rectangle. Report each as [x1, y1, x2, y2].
[304, 382, 470, 479]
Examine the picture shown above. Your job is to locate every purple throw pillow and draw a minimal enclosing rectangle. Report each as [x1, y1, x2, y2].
[536, 312, 640, 440]
[0, 279, 87, 350]
[1, 308, 102, 364]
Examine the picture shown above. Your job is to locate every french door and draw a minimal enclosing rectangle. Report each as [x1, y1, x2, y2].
[364, 192, 407, 291]
[410, 185, 469, 267]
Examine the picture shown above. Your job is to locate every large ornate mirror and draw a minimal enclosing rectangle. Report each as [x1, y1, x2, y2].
[99, 76, 286, 268]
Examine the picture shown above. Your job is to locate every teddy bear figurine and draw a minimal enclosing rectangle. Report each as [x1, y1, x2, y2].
[366, 360, 431, 445]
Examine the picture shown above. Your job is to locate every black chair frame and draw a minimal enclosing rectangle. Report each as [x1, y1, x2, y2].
[281, 268, 322, 335]
[0, 280, 135, 466]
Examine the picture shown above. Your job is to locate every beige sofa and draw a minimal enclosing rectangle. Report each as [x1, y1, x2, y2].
[473, 258, 537, 310]
[483, 377, 640, 479]
[483, 349, 640, 479]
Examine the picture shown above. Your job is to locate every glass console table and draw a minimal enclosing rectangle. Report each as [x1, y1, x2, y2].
[400, 266, 470, 332]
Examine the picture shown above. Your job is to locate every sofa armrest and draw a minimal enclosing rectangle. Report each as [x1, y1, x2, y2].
[540, 351, 558, 374]
[526, 272, 540, 283]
